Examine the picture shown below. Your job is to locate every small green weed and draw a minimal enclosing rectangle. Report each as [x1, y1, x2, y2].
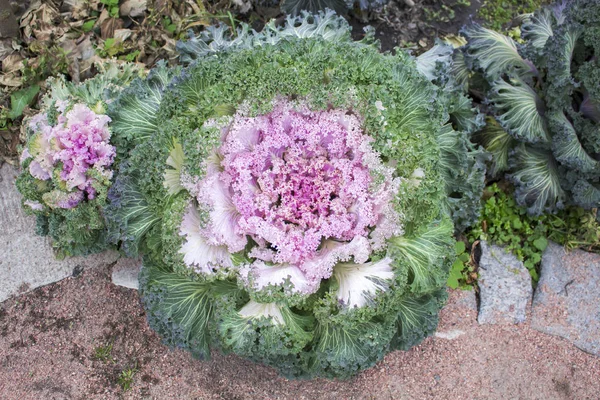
[478, 0, 548, 31]
[469, 183, 600, 283]
[424, 0, 471, 24]
[118, 364, 137, 392]
[100, 0, 120, 18]
[447, 240, 477, 289]
[92, 342, 113, 361]
[469, 184, 549, 281]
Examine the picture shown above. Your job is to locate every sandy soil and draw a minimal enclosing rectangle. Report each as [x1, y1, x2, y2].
[0, 263, 598, 400]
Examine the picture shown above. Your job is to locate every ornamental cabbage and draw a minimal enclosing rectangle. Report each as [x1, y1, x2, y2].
[16, 63, 142, 256]
[461, 0, 600, 215]
[106, 12, 486, 378]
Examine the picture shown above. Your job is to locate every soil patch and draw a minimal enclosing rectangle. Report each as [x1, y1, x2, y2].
[0, 266, 598, 399]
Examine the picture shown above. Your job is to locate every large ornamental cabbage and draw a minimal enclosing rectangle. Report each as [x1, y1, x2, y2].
[16, 63, 141, 256]
[461, 0, 600, 215]
[106, 12, 486, 378]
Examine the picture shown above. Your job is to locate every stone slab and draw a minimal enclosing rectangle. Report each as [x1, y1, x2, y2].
[111, 257, 141, 290]
[477, 241, 532, 325]
[0, 164, 119, 303]
[531, 241, 600, 357]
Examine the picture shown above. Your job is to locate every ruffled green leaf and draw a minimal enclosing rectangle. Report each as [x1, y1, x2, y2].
[387, 218, 454, 293]
[549, 111, 599, 173]
[109, 62, 179, 146]
[415, 42, 453, 82]
[545, 25, 583, 109]
[309, 318, 392, 379]
[391, 289, 446, 351]
[572, 180, 600, 209]
[281, 0, 348, 15]
[436, 124, 488, 232]
[451, 50, 471, 90]
[106, 172, 161, 256]
[218, 300, 314, 357]
[140, 261, 215, 359]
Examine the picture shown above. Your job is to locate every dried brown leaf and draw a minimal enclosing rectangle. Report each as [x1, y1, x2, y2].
[0, 73, 22, 87]
[60, 0, 91, 19]
[100, 15, 124, 39]
[0, 38, 15, 62]
[1, 54, 23, 73]
[114, 29, 133, 42]
[120, 0, 147, 18]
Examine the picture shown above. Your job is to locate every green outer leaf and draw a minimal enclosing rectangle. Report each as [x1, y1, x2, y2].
[391, 289, 447, 350]
[109, 62, 179, 145]
[415, 42, 453, 82]
[140, 260, 241, 358]
[217, 301, 314, 362]
[436, 123, 488, 232]
[489, 75, 549, 144]
[105, 173, 161, 256]
[140, 261, 214, 358]
[176, 10, 354, 64]
[387, 218, 454, 293]
[309, 318, 392, 379]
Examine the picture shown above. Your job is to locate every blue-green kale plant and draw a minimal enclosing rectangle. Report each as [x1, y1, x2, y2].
[460, 0, 600, 215]
[15, 62, 142, 256]
[106, 11, 486, 378]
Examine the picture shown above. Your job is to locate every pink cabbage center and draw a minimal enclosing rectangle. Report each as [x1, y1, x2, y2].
[219, 101, 379, 265]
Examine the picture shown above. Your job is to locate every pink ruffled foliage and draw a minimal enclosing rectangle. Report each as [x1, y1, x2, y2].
[180, 100, 400, 294]
[24, 104, 116, 209]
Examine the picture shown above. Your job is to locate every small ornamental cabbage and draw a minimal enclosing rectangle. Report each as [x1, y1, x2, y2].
[16, 63, 141, 255]
[460, 0, 600, 215]
[107, 12, 486, 378]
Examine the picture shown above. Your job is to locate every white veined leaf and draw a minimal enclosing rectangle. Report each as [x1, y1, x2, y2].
[163, 138, 185, 195]
[521, 8, 555, 50]
[239, 300, 285, 325]
[462, 23, 533, 80]
[489, 75, 549, 143]
[509, 145, 565, 214]
[333, 257, 395, 308]
[415, 42, 453, 82]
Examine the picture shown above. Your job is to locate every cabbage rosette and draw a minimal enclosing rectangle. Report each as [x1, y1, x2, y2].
[16, 63, 141, 255]
[107, 13, 485, 378]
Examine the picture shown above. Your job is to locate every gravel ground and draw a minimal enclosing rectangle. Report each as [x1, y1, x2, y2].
[0, 263, 598, 400]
